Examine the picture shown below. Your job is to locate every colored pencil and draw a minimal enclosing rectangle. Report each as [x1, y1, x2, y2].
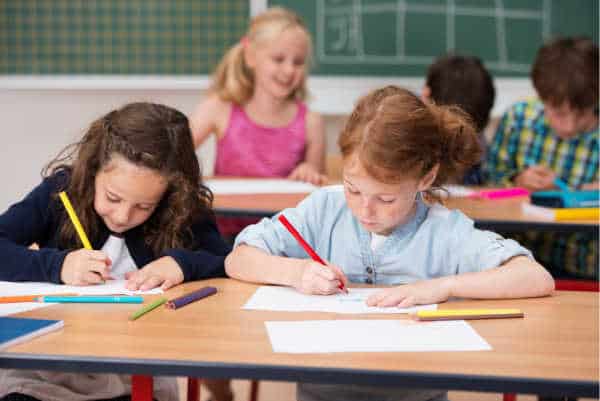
[278, 214, 346, 292]
[166, 286, 217, 310]
[0, 293, 77, 303]
[36, 295, 143, 303]
[412, 308, 524, 321]
[553, 178, 571, 192]
[129, 297, 167, 321]
[59, 191, 93, 250]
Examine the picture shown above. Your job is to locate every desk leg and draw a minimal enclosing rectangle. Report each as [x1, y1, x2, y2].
[132, 374, 153, 401]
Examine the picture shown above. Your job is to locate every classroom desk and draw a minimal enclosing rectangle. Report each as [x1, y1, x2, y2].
[1, 278, 598, 399]
[213, 189, 598, 234]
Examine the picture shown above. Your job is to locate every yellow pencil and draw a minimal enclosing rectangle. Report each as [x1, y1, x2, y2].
[412, 308, 524, 321]
[58, 191, 93, 250]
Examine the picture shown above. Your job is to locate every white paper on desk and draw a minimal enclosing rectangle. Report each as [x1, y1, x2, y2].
[0, 302, 54, 317]
[0, 279, 162, 296]
[243, 286, 437, 314]
[205, 178, 317, 194]
[265, 320, 492, 353]
[434, 185, 475, 198]
[0, 280, 162, 316]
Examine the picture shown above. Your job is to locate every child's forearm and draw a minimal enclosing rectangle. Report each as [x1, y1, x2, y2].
[445, 256, 555, 300]
[225, 244, 304, 287]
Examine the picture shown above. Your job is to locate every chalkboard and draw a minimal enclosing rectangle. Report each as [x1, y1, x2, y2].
[0, 0, 248, 75]
[269, 0, 598, 77]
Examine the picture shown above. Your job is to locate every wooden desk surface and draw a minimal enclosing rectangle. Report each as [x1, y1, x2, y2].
[213, 190, 598, 233]
[1, 279, 598, 397]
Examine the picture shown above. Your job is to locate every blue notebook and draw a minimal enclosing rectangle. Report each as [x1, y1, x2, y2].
[0, 316, 64, 350]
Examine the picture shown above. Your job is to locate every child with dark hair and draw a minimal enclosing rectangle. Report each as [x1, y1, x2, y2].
[485, 36, 599, 279]
[0, 102, 230, 401]
[226, 85, 554, 401]
[423, 53, 495, 185]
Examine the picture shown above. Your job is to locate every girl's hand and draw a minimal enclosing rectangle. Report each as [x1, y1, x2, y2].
[293, 260, 348, 295]
[366, 278, 452, 308]
[288, 163, 328, 186]
[125, 256, 184, 291]
[514, 165, 556, 191]
[61, 250, 112, 285]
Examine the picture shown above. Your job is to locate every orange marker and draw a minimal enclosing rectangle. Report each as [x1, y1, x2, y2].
[0, 293, 77, 303]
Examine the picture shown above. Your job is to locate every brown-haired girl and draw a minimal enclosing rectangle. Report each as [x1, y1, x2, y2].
[225, 86, 554, 401]
[0, 102, 230, 401]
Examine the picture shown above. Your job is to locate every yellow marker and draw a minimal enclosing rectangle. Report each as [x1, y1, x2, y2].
[58, 191, 92, 250]
[555, 208, 599, 221]
[412, 308, 524, 321]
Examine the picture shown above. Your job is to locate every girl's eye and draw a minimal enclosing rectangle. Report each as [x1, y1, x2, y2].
[346, 186, 359, 195]
[136, 204, 153, 211]
[106, 195, 119, 203]
[294, 59, 305, 66]
[378, 197, 396, 204]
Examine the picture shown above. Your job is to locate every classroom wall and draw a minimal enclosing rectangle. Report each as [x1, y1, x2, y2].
[0, 86, 347, 212]
[0, 76, 534, 212]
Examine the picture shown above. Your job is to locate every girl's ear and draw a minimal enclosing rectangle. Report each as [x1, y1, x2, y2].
[417, 163, 439, 191]
[243, 43, 256, 69]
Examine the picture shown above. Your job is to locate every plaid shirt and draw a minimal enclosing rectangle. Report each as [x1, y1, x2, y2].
[486, 98, 599, 187]
[485, 98, 599, 279]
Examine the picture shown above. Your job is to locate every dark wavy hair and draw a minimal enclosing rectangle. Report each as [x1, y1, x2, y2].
[43, 102, 213, 255]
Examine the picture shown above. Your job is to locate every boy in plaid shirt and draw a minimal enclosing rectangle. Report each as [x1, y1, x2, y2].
[485, 36, 598, 279]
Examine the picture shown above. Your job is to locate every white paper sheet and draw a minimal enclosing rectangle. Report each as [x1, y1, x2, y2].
[435, 185, 475, 198]
[265, 319, 492, 353]
[0, 279, 162, 296]
[205, 178, 317, 194]
[0, 280, 162, 316]
[0, 302, 53, 317]
[243, 286, 437, 314]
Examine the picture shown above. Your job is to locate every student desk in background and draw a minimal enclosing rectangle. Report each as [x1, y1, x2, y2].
[0, 278, 598, 400]
[209, 179, 598, 234]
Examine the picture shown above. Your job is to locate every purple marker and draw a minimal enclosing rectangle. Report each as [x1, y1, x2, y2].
[165, 286, 217, 310]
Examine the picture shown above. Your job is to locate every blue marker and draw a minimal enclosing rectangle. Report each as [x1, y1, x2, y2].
[553, 178, 571, 192]
[37, 295, 143, 303]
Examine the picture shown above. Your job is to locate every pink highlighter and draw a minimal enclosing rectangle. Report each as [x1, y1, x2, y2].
[469, 187, 530, 200]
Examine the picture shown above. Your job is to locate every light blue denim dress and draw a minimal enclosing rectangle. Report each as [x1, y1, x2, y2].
[235, 185, 533, 401]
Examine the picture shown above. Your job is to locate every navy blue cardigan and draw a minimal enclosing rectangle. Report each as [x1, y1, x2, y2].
[0, 172, 230, 283]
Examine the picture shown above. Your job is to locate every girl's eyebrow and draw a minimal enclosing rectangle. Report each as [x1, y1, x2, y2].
[105, 188, 159, 206]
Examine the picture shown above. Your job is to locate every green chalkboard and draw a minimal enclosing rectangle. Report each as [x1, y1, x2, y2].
[0, 0, 248, 75]
[270, 0, 598, 77]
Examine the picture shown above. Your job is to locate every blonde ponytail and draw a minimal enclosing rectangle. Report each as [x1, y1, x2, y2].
[210, 43, 254, 104]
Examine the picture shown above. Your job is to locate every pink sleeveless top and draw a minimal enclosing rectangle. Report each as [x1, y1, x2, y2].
[215, 103, 307, 177]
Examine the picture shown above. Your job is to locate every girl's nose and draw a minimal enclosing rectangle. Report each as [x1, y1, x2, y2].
[113, 207, 131, 225]
[361, 197, 374, 217]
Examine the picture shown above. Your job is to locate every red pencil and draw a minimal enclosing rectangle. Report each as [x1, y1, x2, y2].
[278, 214, 346, 292]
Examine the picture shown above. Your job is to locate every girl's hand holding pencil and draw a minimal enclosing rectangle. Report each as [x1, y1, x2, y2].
[293, 259, 348, 296]
[61, 249, 113, 286]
